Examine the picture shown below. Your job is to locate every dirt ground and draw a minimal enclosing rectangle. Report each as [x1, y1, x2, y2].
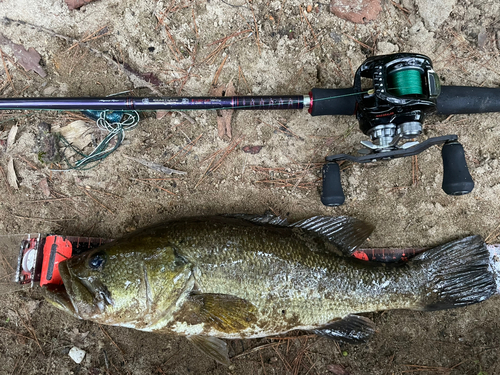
[0, 0, 500, 374]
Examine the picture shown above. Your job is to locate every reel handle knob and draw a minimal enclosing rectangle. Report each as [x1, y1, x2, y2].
[321, 162, 345, 206]
[441, 142, 474, 195]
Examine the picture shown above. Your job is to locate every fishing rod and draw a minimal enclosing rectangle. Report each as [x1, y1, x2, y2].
[2, 53, 500, 205]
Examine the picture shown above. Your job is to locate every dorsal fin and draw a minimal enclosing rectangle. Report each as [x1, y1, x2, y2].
[291, 216, 374, 255]
[224, 211, 289, 226]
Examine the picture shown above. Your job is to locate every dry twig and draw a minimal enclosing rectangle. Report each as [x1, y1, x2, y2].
[342, 33, 373, 51]
[486, 223, 500, 243]
[204, 29, 252, 64]
[167, 133, 204, 163]
[402, 361, 463, 374]
[0, 49, 15, 93]
[412, 155, 420, 186]
[212, 55, 228, 86]
[79, 186, 114, 214]
[249, 2, 261, 54]
[196, 137, 244, 188]
[130, 178, 176, 195]
[3, 17, 161, 94]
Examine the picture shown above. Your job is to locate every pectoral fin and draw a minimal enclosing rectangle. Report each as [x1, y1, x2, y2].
[187, 335, 230, 366]
[292, 216, 374, 255]
[313, 315, 376, 344]
[188, 293, 258, 333]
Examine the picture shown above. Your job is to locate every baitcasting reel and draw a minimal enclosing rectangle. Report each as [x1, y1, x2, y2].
[319, 53, 474, 206]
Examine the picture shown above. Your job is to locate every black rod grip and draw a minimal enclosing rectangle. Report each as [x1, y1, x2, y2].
[441, 142, 474, 195]
[437, 86, 500, 114]
[321, 162, 345, 206]
[310, 88, 357, 116]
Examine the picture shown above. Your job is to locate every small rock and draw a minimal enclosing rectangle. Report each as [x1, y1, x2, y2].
[415, 0, 456, 31]
[408, 21, 435, 52]
[43, 86, 57, 96]
[377, 41, 399, 54]
[59, 83, 69, 95]
[330, 0, 382, 24]
[306, 5, 313, 12]
[69, 347, 86, 364]
[330, 31, 342, 43]
[477, 26, 487, 50]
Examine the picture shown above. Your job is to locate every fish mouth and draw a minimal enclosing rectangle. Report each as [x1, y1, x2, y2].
[43, 283, 79, 318]
[43, 261, 92, 319]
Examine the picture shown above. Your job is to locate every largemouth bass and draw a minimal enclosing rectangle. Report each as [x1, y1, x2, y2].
[45, 215, 496, 365]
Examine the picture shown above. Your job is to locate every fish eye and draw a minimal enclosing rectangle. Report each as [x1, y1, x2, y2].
[88, 252, 106, 270]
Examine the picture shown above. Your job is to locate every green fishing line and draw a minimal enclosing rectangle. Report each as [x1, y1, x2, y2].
[389, 69, 423, 96]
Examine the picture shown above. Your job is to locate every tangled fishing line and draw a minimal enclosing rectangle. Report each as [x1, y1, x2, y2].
[57, 110, 140, 170]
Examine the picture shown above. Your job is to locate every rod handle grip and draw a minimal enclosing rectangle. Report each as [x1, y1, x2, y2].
[441, 142, 474, 195]
[437, 86, 500, 114]
[309, 88, 357, 116]
[321, 163, 345, 206]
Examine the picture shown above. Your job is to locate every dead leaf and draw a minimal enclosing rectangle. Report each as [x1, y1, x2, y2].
[330, 0, 381, 24]
[53, 120, 92, 150]
[242, 145, 263, 154]
[64, 0, 98, 10]
[122, 62, 161, 86]
[36, 122, 61, 164]
[156, 110, 170, 120]
[0, 33, 46, 77]
[39, 178, 51, 198]
[327, 364, 351, 375]
[210, 81, 236, 140]
[123, 155, 186, 175]
[7, 156, 18, 189]
[6, 125, 18, 152]
[67, 328, 90, 348]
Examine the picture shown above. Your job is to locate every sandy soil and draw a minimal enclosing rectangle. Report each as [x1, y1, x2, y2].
[0, 0, 500, 374]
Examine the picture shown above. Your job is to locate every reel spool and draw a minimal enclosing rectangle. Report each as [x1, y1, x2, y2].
[321, 53, 474, 206]
[355, 53, 441, 150]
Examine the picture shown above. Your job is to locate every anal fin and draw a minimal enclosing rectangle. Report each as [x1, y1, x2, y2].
[313, 315, 376, 344]
[187, 335, 230, 366]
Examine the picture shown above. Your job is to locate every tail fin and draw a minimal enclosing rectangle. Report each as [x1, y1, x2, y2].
[415, 235, 496, 310]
